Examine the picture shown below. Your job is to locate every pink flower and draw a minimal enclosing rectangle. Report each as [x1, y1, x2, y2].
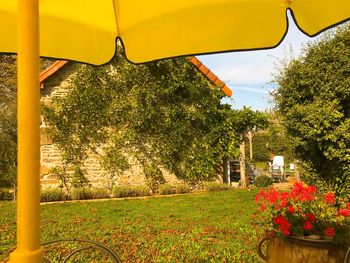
[324, 192, 335, 204]
[303, 221, 313, 230]
[323, 227, 335, 237]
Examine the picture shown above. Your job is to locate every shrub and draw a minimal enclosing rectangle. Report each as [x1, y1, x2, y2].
[203, 182, 231, 192]
[71, 187, 93, 200]
[143, 164, 165, 192]
[158, 184, 176, 195]
[0, 189, 13, 201]
[112, 186, 132, 198]
[112, 185, 150, 198]
[254, 175, 273, 188]
[91, 188, 110, 199]
[41, 188, 66, 202]
[175, 184, 191, 194]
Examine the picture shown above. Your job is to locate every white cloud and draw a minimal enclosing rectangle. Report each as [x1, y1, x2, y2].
[230, 85, 270, 94]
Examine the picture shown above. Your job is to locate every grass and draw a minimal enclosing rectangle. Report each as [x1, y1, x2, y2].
[0, 189, 264, 262]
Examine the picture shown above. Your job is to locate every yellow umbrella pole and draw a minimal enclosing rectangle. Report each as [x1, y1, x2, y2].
[9, 0, 44, 262]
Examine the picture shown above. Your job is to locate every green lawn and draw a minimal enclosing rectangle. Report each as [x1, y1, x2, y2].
[0, 189, 264, 262]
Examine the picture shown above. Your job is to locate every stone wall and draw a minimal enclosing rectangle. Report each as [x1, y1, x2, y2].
[40, 62, 181, 190]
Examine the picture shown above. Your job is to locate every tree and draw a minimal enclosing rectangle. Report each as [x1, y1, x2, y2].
[227, 107, 268, 187]
[42, 51, 240, 187]
[0, 55, 17, 196]
[273, 25, 350, 196]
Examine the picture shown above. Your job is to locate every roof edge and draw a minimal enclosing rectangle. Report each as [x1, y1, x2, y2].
[189, 57, 232, 97]
[39, 57, 233, 97]
[40, 60, 69, 87]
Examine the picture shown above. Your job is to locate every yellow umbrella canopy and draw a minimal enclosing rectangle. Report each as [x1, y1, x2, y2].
[0, 0, 349, 65]
[0, 1, 349, 262]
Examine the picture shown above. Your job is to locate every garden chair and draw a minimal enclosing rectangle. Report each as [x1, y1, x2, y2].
[270, 165, 284, 183]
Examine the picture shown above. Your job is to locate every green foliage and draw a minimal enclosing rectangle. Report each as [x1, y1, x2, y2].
[250, 132, 270, 162]
[90, 188, 111, 199]
[70, 167, 90, 189]
[273, 25, 350, 196]
[175, 183, 191, 194]
[0, 189, 13, 201]
[203, 182, 231, 192]
[158, 184, 176, 195]
[0, 55, 17, 192]
[0, 56, 55, 192]
[71, 187, 93, 200]
[266, 112, 294, 163]
[42, 50, 249, 185]
[143, 163, 165, 192]
[40, 188, 67, 202]
[50, 166, 70, 193]
[112, 185, 150, 198]
[254, 175, 273, 188]
[99, 147, 130, 192]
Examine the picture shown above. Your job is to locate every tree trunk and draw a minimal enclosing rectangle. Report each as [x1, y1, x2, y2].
[223, 158, 230, 184]
[294, 159, 300, 181]
[240, 140, 247, 188]
[248, 130, 253, 160]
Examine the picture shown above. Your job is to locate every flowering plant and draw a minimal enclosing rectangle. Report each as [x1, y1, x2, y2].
[255, 182, 350, 244]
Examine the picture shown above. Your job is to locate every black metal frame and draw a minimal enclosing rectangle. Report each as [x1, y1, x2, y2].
[42, 239, 121, 263]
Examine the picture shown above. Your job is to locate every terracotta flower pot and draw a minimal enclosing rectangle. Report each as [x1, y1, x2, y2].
[257, 235, 350, 263]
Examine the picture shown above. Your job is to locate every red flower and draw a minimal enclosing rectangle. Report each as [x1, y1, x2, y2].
[274, 215, 284, 225]
[307, 185, 317, 194]
[347, 203, 350, 210]
[255, 190, 266, 202]
[280, 199, 287, 207]
[274, 215, 291, 236]
[307, 213, 315, 223]
[288, 206, 295, 214]
[303, 221, 313, 230]
[291, 182, 304, 197]
[323, 227, 335, 237]
[338, 209, 350, 217]
[294, 182, 304, 191]
[324, 192, 335, 204]
[280, 192, 290, 200]
[282, 229, 290, 236]
[267, 190, 279, 204]
[260, 204, 266, 211]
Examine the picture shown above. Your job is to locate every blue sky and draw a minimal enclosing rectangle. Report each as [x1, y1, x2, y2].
[198, 12, 323, 111]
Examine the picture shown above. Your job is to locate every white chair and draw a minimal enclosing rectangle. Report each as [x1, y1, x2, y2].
[270, 156, 285, 182]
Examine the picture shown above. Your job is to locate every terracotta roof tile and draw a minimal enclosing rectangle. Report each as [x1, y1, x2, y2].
[189, 57, 232, 97]
[40, 60, 69, 86]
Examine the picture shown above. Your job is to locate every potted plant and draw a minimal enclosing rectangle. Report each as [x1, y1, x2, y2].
[255, 182, 350, 263]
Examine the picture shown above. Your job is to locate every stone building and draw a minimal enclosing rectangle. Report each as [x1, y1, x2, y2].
[39, 58, 232, 189]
